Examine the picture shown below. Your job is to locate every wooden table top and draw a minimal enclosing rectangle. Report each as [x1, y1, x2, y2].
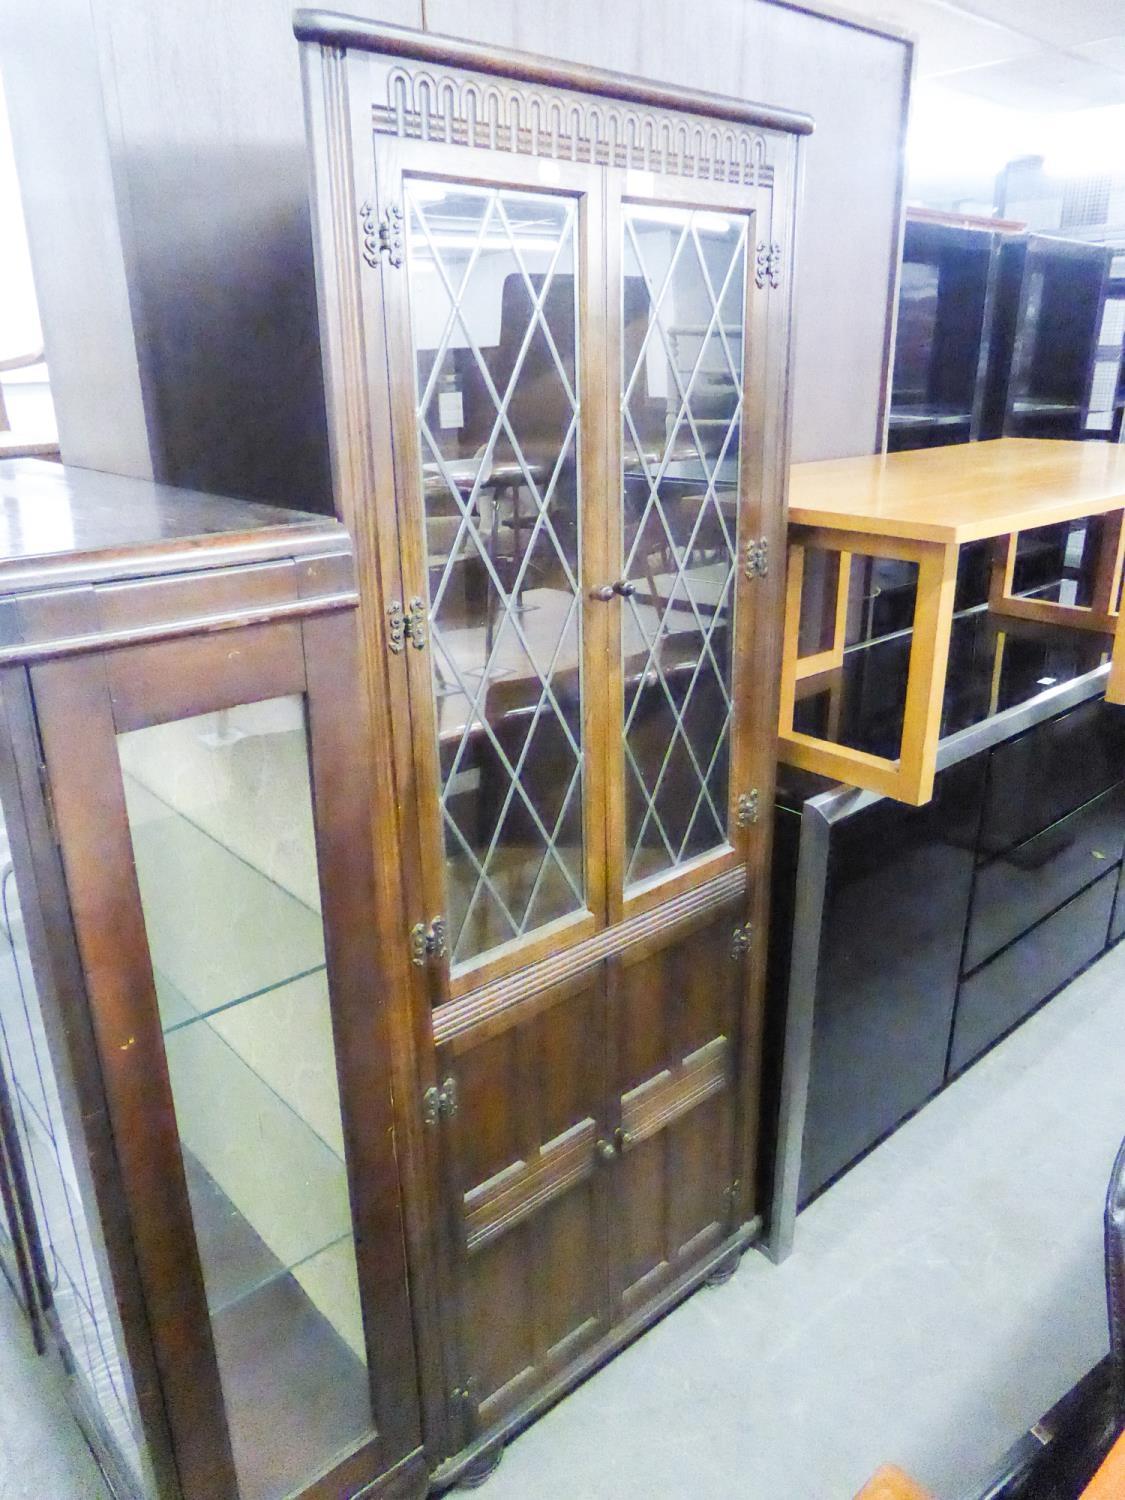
[788, 439, 1125, 545]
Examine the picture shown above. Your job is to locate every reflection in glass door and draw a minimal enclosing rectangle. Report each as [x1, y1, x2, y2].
[619, 205, 748, 890]
[117, 699, 372, 1500]
[405, 180, 585, 968]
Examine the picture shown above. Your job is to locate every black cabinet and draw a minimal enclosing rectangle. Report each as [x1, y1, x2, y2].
[770, 694, 1125, 1236]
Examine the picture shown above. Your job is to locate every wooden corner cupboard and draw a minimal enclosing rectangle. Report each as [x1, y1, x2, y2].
[295, 10, 808, 1492]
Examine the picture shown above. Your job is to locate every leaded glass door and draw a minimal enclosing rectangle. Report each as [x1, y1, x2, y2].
[606, 178, 768, 925]
[379, 144, 610, 1002]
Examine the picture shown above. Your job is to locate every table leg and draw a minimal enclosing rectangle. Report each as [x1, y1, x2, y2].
[989, 512, 1125, 634]
[897, 541, 959, 806]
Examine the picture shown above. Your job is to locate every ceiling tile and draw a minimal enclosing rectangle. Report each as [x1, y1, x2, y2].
[1072, 35, 1125, 77]
[951, 0, 1125, 50]
[943, 48, 1125, 110]
[847, 0, 1044, 76]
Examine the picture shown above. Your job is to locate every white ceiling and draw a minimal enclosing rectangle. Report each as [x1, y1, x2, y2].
[837, 0, 1125, 110]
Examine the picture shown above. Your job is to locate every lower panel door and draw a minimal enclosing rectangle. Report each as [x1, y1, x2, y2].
[608, 899, 746, 1316]
[436, 972, 610, 1441]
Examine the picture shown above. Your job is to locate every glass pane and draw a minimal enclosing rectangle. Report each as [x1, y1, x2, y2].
[406, 180, 585, 966]
[0, 821, 153, 1494]
[621, 204, 747, 890]
[118, 699, 370, 1500]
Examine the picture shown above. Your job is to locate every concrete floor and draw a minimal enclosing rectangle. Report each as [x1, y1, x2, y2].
[3, 941, 1124, 1500]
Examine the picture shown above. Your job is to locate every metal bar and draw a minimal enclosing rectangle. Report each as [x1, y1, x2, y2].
[765, 798, 831, 1261]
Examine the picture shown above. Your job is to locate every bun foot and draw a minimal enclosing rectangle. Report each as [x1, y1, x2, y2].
[457, 1442, 504, 1489]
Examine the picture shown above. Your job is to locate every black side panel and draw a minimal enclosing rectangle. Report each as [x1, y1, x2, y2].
[797, 757, 985, 1204]
[1111, 860, 1125, 946]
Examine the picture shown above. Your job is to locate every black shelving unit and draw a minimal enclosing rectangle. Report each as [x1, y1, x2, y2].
[888, 216, 1009, 452]
[1083, 248, 1125, 443]
[981, 234, 1111, 440]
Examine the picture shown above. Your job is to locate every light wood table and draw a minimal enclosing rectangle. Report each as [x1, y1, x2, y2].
[779, 439, 1125, 805]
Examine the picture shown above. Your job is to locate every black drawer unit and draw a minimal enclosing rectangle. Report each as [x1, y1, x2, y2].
[964, 783, 1125, 972]
[978, 697, 1125, 856]
[950, 871, 1118, 1075]
[769, 692, 1125, 1257]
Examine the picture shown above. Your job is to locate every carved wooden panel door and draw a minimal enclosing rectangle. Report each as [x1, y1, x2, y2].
[300, 17, 802, 1465]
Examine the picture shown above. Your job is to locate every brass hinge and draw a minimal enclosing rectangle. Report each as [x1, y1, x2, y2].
[386, 600, 406, 654]
[423, 1076, 458, 1126]
[387, 597, 427, 655]
[754, 240, 782, 290]
[730, 923, 752, 961]
[410, 915, 447, 967]
[736, 789, 760, 828]
[744, 537, 769, 579]
[405, 597, 427, 650]
[359, 199, 404, 269]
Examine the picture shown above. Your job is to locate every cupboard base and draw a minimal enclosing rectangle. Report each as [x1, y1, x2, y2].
[428, 1218, 760, 1494]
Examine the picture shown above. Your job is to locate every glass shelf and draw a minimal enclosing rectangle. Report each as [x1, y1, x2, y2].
[117, 697, 372, 1500]
[123, 776, 326, 1030]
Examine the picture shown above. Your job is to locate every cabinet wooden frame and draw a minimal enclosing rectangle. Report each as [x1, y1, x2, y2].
[298, 11, 806, 1479]
[20, 561, 423, 1500]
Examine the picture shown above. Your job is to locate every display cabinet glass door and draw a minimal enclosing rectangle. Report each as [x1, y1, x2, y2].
[608, 186, 764, 923]
[31, 614, 419, 1500]
[385, 151, 608, 1000]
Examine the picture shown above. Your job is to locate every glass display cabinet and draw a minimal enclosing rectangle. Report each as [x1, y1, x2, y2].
[297, 11, 808, 1485]
[0, 460, 422, 1500]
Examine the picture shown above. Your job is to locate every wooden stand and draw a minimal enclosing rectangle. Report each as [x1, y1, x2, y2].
[779, 439, 1125, 805]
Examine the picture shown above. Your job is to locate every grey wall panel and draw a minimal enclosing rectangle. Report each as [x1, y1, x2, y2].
[424, 0, 913, 461]
[1, 0, 420, 511]
[90, 0, 422, 510]
[0, 0, 153, 478]
[2, 0, 907, 511]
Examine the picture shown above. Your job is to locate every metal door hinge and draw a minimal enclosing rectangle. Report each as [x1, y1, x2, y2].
[423, 1076, 458, 1126]
[736, 789, 760, 828]
[755, 240, 782, 290]
[387, 600, 406, 653]
[405, 597, 426, 650]
[744, 537, 769, 579]
[387, 597, 427, 654]
[410, 914, 447, 967]
[360, 199, 404, 269]
[730, 923, 753, 961]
